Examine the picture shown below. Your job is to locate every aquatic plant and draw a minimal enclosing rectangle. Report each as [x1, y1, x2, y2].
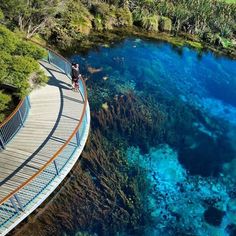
[92, 93, 167, 152]
[12, 130, 151, 236]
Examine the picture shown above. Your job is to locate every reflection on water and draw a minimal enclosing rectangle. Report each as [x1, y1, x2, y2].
[71, 38, 236, 235]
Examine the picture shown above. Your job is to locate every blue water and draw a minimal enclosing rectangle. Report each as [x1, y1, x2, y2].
[72, 38, 236, 236]
[77, 39, 236, 115]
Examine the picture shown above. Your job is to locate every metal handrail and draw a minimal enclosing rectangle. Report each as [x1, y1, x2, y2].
[0, 45, 88, 215]
[0, 97, 30, 149]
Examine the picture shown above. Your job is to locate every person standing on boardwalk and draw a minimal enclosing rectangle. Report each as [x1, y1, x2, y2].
[71, 63, 79, 90]
[74, 74, 82, 92]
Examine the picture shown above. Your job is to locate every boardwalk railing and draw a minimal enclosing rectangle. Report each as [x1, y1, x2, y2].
[0, 97, 30, 150]
[0, 46, 89, 234]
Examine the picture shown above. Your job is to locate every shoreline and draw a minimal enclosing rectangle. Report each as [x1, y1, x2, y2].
[53, 27, 236, 60]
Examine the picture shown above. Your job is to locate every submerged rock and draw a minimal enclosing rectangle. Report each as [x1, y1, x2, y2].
[102, 76, 108, 81]
[204, 206, 225, 226]
[226, 224, 236, 236]
[127, 145, 231, 235]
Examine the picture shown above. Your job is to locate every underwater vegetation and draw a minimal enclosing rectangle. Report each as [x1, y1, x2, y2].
[12, 38, 236, 236]
[91, 89, 235, 178]
[12, 129, 152, 236]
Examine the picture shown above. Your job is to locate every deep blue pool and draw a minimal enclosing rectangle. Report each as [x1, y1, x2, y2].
[72, 38, 236, 236]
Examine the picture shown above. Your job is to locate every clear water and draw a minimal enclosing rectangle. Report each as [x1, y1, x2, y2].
[72, 38, 236, 236]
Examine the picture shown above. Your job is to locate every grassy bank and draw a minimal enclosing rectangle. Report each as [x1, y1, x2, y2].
[57, 28, 235, 61]
[222, 0, 236, 2]
[0, 0, 235, 58]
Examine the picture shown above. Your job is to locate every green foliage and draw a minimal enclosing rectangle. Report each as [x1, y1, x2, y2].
[94, 15, 104, 31]
[0, 9, 4, 20]
[0, 90, 11, 122]
[2, 0, 235, 50]
[92, 3, 116, 30]
[15, 41, 47, 60]
[220, 37, 234, 48]
[0, 51, 11, 83]
[0, 25, 48, 97]
[30, 69, 48, 86]
[0, 25, 18, 53]
[116, 7, 133, 27]
[7, 56, 39, 96]
[48, 0, 93, 48]
[91, 2, 133, 31]
[220, 0, 236, 3]
[141, 14, 159, 31]
[159, 16, 172, 32]
[61, 0, 93, 35]
[48, 0, 133, 47]
[0, 0, 59, 38]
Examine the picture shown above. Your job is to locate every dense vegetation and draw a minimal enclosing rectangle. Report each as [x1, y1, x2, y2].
[0, 11, 48, 121]
[1, 0, 235, 50]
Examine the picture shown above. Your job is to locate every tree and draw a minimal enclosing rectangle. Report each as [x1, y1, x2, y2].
[0, 0, 59, 38]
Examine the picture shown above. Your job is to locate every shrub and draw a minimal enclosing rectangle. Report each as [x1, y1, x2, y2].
[0, 50, 11, 83]
[0, 90, 11, 122]
[29, 69, 48, 87]
[91, 2, 133, 31]
[159, 16, 172, 32]
[0, 9, 4, 20]
[15, 41, 47, 60]
[94, 15, 103, 31]
[9, 56, 42, 97]
[115, 7, 133, 27]
[141, 14, 159, 31]
[0, 25, 47, 97]
[0, 25, 18, 53]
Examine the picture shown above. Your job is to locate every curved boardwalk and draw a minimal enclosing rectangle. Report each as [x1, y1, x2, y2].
[0, 60, 90, 235]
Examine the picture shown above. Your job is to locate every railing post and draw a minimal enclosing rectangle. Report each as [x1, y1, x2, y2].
[10, 197, 19, 213]
[14, 194, 24, 211]
[18, 109, 24, 127]
[0, 131, 5, 150]
[53, 160, 59, 175]
[67, 63, 71, 77]
[26, 96, 31, 108]
[76, 131, 80, 147]
[84, 108, 87, 123]
[48, 51, 51, 64]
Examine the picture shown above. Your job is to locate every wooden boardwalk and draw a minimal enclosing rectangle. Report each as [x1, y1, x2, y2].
[0, 60, 90, 235]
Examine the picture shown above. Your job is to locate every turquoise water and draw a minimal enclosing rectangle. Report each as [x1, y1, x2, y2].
[72, 38, 236, 235]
